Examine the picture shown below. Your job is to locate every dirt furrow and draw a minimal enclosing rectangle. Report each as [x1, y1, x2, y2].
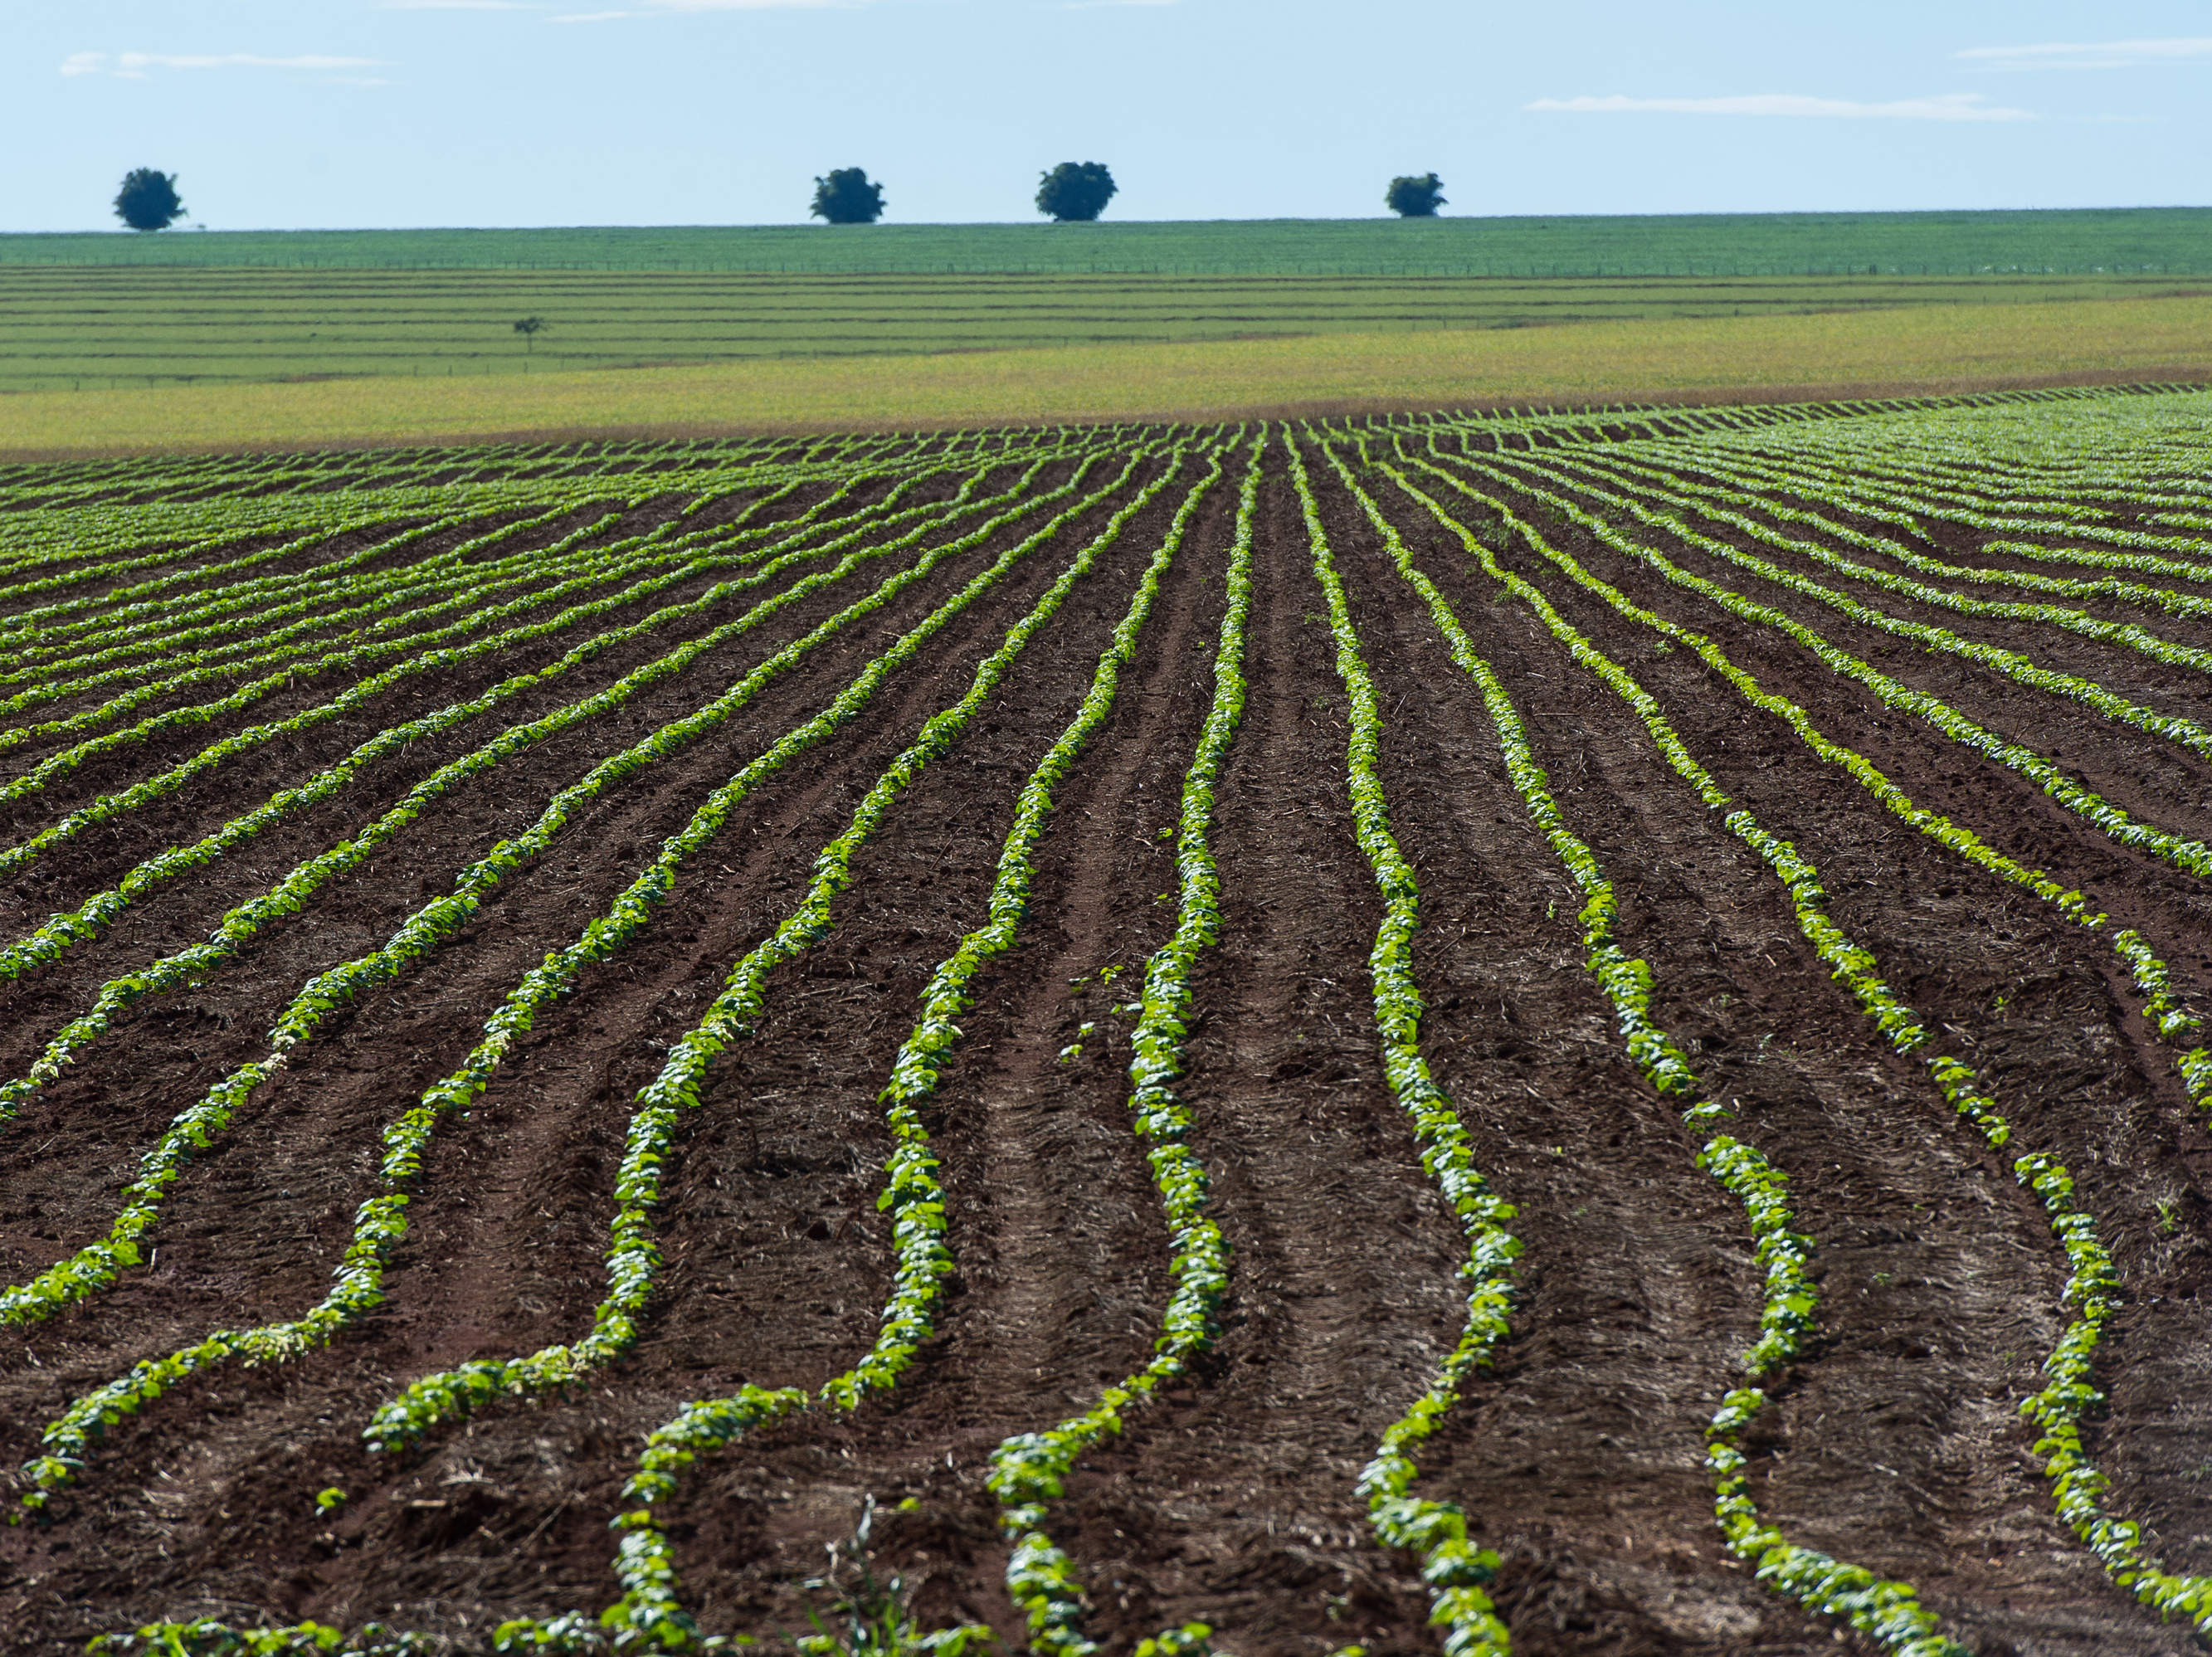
[1367, 466, 2196, 1650]
[0, 448, 1189, 1650]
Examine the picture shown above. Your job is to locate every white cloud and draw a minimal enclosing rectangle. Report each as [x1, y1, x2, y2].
[380, 1, 529, 8]
[134, 52, 384, 69]
[65, 51, 387, 76]
[1526, 91, 2035, 121]
[1956, 37, 2212, 71]
[551, 9, 630, 18]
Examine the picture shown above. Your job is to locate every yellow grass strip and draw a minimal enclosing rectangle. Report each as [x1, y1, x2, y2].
[6, 293, 2210, 456]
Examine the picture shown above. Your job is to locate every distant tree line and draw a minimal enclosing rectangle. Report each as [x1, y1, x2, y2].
[800, 163, 1449, 224]
[111, 163, 1453, 231]
[806, 161, 1124, 225]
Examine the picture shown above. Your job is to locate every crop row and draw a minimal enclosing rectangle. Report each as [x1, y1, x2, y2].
[1372, 456, 1984, 1650]
[0, 450, 1074, 897]
[12, 451, 1154, 1515]
[492, 445, 1219, 1652]
[1604, 437, 2212, 578]
[0, 454, 1056, 969]
[0, 443, 1042, 751]
[985, 436, 1257, 1657]
[1541, 448, 2212, 646]
[1552, 444, 2212, 604]
[7, 438, 1068, 683]
[1318, 439, 1964, 1653]
[366, 445, 1216, 1458]
[40, 393, 2212, 1655]
[1405, 450, 2212, 901]
[1289, 436, 1517, 1656]
[0, 448, 1105, 1170]
[0, 460, 1128, 1331]
[0, 502, 602, 759]
[1389, 444, 2212, 1106]
[0, 431, 1056, 661]
[1449, 454, 2212, 780]
[1367, 443, 2212, 1642]
[1666, 422, 2212, 553]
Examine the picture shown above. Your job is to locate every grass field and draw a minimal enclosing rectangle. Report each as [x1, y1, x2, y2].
[5, 205, 2208, 275]
[2, 266, 2188, 392]
[4, 290, 2206, 456]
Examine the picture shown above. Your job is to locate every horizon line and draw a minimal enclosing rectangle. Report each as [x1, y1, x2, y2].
[2, 202, 2210, 237]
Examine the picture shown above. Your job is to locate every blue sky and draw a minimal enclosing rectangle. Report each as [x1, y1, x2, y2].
[7, 0, 2208, 231]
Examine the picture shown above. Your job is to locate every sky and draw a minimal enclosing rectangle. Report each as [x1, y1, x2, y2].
[5, 0, 2208, 232]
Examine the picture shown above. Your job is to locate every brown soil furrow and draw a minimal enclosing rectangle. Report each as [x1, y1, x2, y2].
[0, 451, 1193, 1649]
[1364, 467, 2195, 1650]
[0, 465, 1001, 813]
[0, 476, 883, 741]
[1413, 471, 2212, 1633]
[660, 465, 1238, 1640]
[5, 405, 2212, 1657]
[1442, 460, 2212, 861]
[0, 467, 1044, 1075]
[1541, 455, 2212, 726]
[1578, 446, 2212, 599]
[1018, 459, 1469, 1655]
[0, 465, 1152, 1430]
[1440, 463, 2212, 942]
[0, 497, 1042, 1304]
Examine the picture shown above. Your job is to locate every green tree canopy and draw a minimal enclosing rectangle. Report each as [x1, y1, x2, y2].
[1035, 162, 1117, 223]
[811, 168, 886, 225]
[114, 168, 186, 232]
[1385, 173, 1446, 218]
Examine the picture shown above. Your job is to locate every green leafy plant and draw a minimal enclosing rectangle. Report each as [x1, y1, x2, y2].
[1326, 434, 1963, 1656]
[17, 455, 1153, 1515]
[1287, 436, 1513, 1656]
[480, 448, 1228, 1651]
[987, 436, 1255, 1657]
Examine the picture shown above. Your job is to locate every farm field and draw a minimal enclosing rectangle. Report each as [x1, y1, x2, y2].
[3, 266, 2185, 393]
[6, 207, 2209, 276]
[7, 292, 2212, 460]
[2, 387, 2212, 1656]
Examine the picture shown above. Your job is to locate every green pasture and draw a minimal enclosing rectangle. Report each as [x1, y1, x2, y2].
[2, 206, 2207, 276]
[0, 266, 2187, 392]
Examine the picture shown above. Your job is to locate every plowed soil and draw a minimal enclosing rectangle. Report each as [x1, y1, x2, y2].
[3, 406, 2212, 1657]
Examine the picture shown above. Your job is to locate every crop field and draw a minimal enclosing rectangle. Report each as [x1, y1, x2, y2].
[3, 387, 2212, 1656]
[9, 294, 2212, 461]
[6, 207, 2209, 276]
[7, 267, 2186, 394]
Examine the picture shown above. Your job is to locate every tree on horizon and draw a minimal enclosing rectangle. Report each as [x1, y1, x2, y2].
[811, 168, 886, 224]
[1035, 162, 1117, 222]
[1386, 173, 1446, 218]
[114, 168, 186, 231]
